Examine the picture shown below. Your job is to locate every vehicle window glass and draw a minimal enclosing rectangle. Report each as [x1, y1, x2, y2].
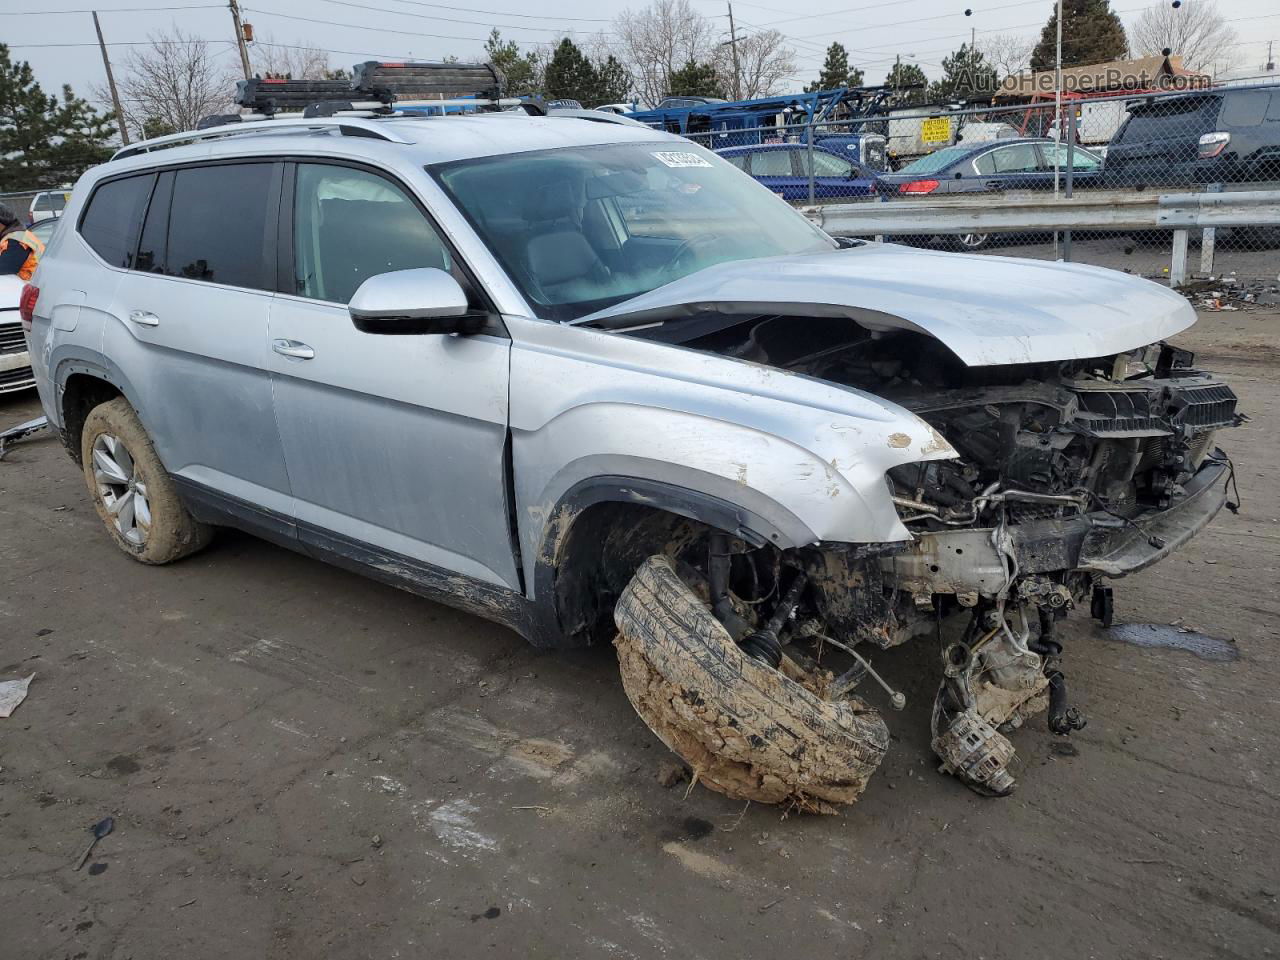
[1269, 92, 1280, 122]
[136, 170, 172, 274]
[898, 146, 972, 174]
[293, 163, 452, 304]
[721, 154, 747, 171]
[748, 150, 794, 176]
[807, 151, 854, 177]
[989, 144, 1039, 173]
[79, 174, 152, 269]
[972, 151, 995, 175]
[1220, 92, 1268, 127]
[1040, 143, 1101, 170]
[1116, 96, 1220, 142]
[434, 142, 833, 322]
[165, 164, 272, 289]
[35, 193, 67, 212]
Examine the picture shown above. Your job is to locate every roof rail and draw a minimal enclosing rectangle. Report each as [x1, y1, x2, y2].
[111, 116, 413, 160]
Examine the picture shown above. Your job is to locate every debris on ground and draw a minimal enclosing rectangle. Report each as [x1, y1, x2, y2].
[74, 817, 115, 870]
[1183, 275, 1280, 310]
[0, 674, 34, 718]
[0, 416, 50, 461]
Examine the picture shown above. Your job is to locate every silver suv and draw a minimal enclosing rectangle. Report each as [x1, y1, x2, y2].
[23, 111, 1240, 808]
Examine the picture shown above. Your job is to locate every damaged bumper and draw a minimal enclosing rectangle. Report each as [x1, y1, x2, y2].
[888, 455, 1230, 595]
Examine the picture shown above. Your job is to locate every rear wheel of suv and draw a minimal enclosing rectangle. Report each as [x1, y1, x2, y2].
[80, 397, 212, 564]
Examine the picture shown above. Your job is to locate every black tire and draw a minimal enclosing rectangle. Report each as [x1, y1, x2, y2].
[613, 555, 889, 811]
[80, 397, 212, 564]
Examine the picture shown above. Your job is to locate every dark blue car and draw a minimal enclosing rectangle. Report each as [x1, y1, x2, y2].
[715, 142, 882, 201]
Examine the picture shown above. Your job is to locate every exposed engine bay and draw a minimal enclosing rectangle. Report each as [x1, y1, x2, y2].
[620, 313, 1243, 798]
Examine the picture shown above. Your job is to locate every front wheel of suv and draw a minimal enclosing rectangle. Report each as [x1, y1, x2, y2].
[80, 397, 212, 564]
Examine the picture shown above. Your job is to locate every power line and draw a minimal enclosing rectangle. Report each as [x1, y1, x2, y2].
[0, 3, 222, 13]
[321, 0, 611, 23]
[308, 0, 613, 35]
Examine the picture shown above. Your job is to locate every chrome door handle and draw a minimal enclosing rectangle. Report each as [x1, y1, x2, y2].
[128, 310, 159, 326]
[272, 338, 315, 360]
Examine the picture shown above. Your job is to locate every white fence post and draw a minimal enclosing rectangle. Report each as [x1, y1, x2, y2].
[1170, 229, 1189, 286]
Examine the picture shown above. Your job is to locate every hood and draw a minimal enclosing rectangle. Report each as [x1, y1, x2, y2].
[575, 245, 1196, 367]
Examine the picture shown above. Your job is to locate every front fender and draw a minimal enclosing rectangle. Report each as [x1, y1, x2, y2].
[508, 317, 957, 598]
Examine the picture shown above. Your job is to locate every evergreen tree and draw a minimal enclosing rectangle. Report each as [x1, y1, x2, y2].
[593, 55, 631, 105]
[485, 29, 541, 97]
[544, 37, 598, 105]
[805, 42, 865, 92]
[928, 44, 999, 102]
[666, 60, 725, 99]
[1030, 0, 1128, 72]
[884, 60, 929, 105]
[0, 44, 114, 191]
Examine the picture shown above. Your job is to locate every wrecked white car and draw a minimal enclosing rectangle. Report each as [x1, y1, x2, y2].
[25, 109, 1240, 809]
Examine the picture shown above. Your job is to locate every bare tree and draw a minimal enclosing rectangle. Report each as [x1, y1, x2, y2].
[716, 29, 796, 99]
[614, 0, 717, 107]
[103, 29, 236, 137]
[979, 33, 1034, 79]
[250, 37, 335, 80]
[1130, 0, 1236, 74]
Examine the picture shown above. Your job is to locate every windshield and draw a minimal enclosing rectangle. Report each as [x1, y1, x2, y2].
[898, 146, 973, 174]
[433, 141, 834, 321]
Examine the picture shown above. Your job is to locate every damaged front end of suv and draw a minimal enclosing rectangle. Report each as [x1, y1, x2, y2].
[593, 250, 1242, 805]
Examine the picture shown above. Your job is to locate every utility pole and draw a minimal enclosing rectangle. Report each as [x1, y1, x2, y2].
[1053, 0, 1063, 197]
[92, 11, 130, 145]
[726, 2, 742, 101]
[228, 0, 252, 80]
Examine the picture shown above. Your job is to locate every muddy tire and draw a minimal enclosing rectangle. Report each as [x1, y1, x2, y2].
[80, 397, 212, 564]
[614, 556, 889, 812]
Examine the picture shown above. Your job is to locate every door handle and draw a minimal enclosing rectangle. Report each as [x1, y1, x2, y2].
[128, 310, 159, 327]
[272, 338, 315, 360]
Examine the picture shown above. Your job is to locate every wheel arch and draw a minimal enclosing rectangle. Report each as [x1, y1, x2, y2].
[529, 475, 804, 648]
[56, 360, 134, 464]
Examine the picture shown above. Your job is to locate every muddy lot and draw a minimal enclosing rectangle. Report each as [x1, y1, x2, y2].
[2, 305, 1279, 960]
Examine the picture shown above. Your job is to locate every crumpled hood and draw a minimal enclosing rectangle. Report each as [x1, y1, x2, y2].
[576, 244, 1196, 366]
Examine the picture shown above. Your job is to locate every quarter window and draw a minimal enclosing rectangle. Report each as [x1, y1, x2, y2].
[79, 174, 153, 268]
[292, 163, 452, 304]
[164, 163, 274, 289]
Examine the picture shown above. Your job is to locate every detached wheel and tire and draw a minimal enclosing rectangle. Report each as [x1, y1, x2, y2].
[81, 397, 212, 564]
[951, 231, 991, 252]
[613, 556, 889, 812]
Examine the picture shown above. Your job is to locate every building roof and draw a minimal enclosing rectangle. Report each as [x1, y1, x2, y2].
[995, 55, 1209, 100]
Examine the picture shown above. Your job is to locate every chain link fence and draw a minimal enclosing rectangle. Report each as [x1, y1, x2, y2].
[636, 80, 1280, 289]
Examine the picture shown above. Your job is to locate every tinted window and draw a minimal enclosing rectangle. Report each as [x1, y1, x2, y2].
[749, 150, 793, 176]
[1116, 96, 1220, 142]
[35, 193, 67, 211]
[988, 144, 1040, 173]
[293, 163, 452, 304]
[136, 171, 172, 274]
[1040, 143, 1102, 170]
[165, 163, 273, 289]
[79, 174, 153, 268]
[899, 145, 973, 174]
[720, 153, 748, 171]
[1220, 91, 1268, 127]
[806, 151, 854, 177]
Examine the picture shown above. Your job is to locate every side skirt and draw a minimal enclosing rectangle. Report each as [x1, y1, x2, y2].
[172, 477, 550, 645]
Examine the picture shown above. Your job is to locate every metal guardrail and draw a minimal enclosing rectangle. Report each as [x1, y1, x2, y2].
[801, 189, 1280, 285]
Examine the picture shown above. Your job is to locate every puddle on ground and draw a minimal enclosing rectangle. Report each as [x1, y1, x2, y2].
[1108, 623, 1239, 662]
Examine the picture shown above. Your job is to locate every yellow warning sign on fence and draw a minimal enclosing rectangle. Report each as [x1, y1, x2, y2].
[921, 116, 951, 144]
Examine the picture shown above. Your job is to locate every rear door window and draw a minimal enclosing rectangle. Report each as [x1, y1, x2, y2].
[79, 174, 153, 268]
[1117, 96, 1220, 142]
[748, 150, 795, 177]
[164, 163, 274, 290]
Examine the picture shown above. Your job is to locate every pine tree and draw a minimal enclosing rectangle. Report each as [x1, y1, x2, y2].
[928, 44, 999, 102]
[592, 55, 631, 106]
[485, 29, 541, 97]
[544, 38, 598, 106]
[0, 44, 114, 191]
[666, 60, 725, 99]
[1029, 0, 1128, 72]
[805, 42, 865, 92]
[884, 60, 929, 105]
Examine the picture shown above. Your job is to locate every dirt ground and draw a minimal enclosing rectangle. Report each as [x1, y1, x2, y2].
[2, 303, 1278, 960]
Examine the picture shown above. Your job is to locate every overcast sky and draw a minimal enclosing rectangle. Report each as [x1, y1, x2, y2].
[6, 0, 1279, 111]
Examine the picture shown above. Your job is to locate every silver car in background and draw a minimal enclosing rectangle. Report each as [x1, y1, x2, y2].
[22, 110, 1240, 809]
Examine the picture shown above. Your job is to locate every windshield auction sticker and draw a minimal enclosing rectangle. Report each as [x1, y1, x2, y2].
[651, 151, 712, 168]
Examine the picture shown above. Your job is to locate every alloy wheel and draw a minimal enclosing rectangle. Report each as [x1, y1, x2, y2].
[91, 433, 151, 545]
